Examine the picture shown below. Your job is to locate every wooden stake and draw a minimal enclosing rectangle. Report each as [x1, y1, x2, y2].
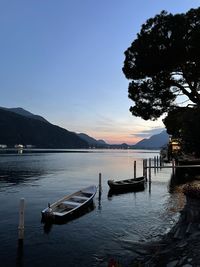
[172, 158, 175, 175]
[149, 158, 151, 183]
[18, 198, 25, 240]
[134, 160, 136, 178]
[154, 156, 156, 173]
[98, 172, 102, 198]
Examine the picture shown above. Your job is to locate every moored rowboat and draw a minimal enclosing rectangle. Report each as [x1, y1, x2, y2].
[41, 185, 97, 220]
[107, 176, 145, 192]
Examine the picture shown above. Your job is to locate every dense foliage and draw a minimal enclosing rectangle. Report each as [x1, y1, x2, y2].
[123, 8, 200, 120]
[163, 107, 200, 156]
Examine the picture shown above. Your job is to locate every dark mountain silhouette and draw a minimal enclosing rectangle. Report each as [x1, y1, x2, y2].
[0, 106, 169, 149]
[77, 133, 107, 147]
[0, 107, 49, 123]
[132, 130, 169, 149]
[0, 108, 87, 148]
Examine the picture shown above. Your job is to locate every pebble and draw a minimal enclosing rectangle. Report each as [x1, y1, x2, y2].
[166, 260, 179, 267]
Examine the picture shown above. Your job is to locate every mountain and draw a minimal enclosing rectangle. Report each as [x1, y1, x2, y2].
[132, 130, 169, 149]
[0, 107, 49, 123]
[0, 108, 88, 148]
[77, 133, 108, 147]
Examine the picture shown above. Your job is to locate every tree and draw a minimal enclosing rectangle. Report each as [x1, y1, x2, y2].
[122, 8, 200, 120]
[163, 106, 200, 157]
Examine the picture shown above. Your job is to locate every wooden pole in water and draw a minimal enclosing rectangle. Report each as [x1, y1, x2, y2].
[145, 159, 148, 181]
[154, 156, 156, 174]
[149, 158, 151, 183]
[143, 159, 145, 177]
[157, 156, 159, 169]
[18, 198, 25, 240]
[143, 159, 147, 181]
[99, 173, 102, 191]
[172, 158, 175, 175]
[98, 173, 102, 209]
[160, 156, 162, 167]
[134, 160, 136, 178]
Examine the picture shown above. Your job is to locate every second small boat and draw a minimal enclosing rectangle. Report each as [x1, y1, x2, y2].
[107, 176, 145, 192]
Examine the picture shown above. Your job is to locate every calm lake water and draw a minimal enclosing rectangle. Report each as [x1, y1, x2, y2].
[0, 149, 184, 267]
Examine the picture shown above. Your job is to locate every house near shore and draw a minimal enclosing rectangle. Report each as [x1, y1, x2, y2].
[14, 144, 24, 149]
[0, 144, 7, 148]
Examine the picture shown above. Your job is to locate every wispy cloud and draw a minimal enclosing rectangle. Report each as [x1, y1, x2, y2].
[131, 127, 165, 138]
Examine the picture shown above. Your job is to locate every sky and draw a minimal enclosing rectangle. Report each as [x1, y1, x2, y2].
[0, 0, 200, 144]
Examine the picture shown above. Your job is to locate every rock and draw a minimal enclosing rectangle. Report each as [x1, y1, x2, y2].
[177, 241, 188, 248]
[135, 248, 148, 255]
[178, 256, 187, 265]
[166, 260, 179, 267]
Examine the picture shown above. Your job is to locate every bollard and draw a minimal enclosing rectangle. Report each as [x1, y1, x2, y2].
[18, 198, 25, 240]
[134, 161, 136, 179]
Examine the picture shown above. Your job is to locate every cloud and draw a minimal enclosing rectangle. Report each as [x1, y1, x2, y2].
[131, 127, 165, 138]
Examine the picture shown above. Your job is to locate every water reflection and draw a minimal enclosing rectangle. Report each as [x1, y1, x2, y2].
[0, 168, 46, 186]
[0, 155, 49, 187]
[16, 240, 24, 267]
[107, 186, 146, 199]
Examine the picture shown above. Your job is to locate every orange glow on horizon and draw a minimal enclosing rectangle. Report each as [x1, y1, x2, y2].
[91, 134, 142, 145]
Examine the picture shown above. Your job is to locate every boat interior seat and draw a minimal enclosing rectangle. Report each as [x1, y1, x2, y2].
[61, 200, 80, 206]
[53, 212, 64, 216]
[73, 196, 89, 200]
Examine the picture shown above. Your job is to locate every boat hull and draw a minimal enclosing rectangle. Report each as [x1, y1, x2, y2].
[107, 177, 145, 192]
[41, 185, 97, 222]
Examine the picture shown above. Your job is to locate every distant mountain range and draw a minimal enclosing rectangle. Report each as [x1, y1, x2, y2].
[132, 130, 169, 149]
[0, 107, 87, 148]
[0, 107, 169, 149]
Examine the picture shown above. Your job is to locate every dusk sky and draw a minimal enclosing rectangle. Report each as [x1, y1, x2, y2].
[1, 1, 199, 144]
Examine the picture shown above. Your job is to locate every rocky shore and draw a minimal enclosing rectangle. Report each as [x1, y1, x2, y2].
[131, 184, 200, 267]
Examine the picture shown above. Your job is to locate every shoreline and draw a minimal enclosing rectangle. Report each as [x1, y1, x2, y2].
[130, 193, 200, 267]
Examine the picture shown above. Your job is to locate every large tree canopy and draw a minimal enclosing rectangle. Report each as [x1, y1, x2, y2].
[123, 8, 200, 120]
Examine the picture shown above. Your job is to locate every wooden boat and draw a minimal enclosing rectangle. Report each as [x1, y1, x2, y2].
[107, 176, 145, 192]
[41, 185, 97, 221]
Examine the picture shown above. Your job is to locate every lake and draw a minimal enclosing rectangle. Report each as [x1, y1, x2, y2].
[0, 149, 184, 267]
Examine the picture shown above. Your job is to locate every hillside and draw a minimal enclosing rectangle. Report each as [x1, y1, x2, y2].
[77, 133, 107, 147]
[1, 107, 49, 123]
[133, 130, 169, 149]
[0, 108, 88, 148]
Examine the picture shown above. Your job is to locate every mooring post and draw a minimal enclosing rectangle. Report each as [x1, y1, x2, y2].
[18, 198, 25, 241]
[172, 158, 176, 175]
[145, 159, 148, 181]
[154, 156, 156, 174]
[149, 158, 151, 183]
[156, 156, 159, 169]
[99, 172, 102, 192]
[159, 156, 162, 167]
[143, 159, 147, 181]
[98, 173, 102, 209]
[134, 160, 136, 179]
[143, 159, 145, 177]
